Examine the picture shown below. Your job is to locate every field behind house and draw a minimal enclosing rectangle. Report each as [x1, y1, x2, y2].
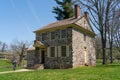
[0, 60, 120, 80]
[0, 59, 13, 72]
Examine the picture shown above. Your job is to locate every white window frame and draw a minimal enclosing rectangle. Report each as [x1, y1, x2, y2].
[60, 29, 67, 39]
[50, 31, 56, 40]
[61, 45, 67, 57]
[50, 47, 55, 57]
[41, 33, 46, 41]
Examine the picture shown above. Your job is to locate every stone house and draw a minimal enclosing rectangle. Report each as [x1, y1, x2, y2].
[27, 5, 96, 69]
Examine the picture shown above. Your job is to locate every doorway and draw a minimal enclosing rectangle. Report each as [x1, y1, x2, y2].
[41, 50, 45, 64]
[84, 47, 87, 63]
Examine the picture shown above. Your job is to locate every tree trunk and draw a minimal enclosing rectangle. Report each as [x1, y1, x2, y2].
[110, 41, 113, 63]
[18, 44, 25, 67]
[101, 34, 106, 64]
[19, 53, 23, 66]
[102, 45, 106, 64]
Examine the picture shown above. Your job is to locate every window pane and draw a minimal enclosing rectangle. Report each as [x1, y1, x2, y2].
[42, 33, 46, 41]
[84, 34, 86, 41]
[51, 47, 55, 57]
[61, 30, 67, 38]
[61, 46, 66, 57]
[51, 31, 55, 40]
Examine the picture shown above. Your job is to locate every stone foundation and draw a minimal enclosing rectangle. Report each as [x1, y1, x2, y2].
[45, 57, 72, 69]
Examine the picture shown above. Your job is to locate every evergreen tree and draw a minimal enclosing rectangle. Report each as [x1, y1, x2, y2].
[52, 0, 75, 20]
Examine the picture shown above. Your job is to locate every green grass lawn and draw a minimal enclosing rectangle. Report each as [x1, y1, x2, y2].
[0, 59, 13, 72]
[0, 59, 12, 66]
[0, 62, 120, 80]
[0, 59, 21, 72]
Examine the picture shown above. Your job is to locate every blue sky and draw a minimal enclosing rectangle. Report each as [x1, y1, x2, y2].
[0, 0, 56, 45]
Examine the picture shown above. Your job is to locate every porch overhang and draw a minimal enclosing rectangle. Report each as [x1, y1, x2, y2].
[33, 40, 46, 48]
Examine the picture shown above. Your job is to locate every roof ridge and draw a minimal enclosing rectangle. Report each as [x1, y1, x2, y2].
[34, 16, 85, 32]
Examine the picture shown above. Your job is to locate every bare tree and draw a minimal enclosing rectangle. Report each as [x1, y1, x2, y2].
[10, 39, 32, 67]
[114, 30, 120, 52]
[95, 34, 102, 59]
[76, 0, 120, 64]
[0, 41, 8, 52]
[114, 9, 120, 52]
[107, 8, 120, 63]
[1, 42, 8, 52]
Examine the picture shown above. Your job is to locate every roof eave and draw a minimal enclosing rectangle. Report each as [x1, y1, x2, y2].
[72, 23, 96, 37]
[33, 24, 74, 33]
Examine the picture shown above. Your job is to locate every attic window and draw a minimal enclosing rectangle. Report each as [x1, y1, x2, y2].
[84, 21, 87, 28]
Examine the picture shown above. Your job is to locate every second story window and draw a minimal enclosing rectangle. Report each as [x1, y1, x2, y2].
[42, 33, 47, 41]
[36, 34, 39, 40]
[51, 31, 55, 40]
[36, 33, 41, 40]
[61, 30, 67, 38]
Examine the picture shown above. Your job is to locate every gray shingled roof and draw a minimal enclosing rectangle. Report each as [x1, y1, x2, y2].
[34, 16, 83, 32]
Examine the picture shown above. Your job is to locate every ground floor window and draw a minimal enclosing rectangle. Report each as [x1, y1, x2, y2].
[50, 47, 55, 57]
[61, 46, 66, 57]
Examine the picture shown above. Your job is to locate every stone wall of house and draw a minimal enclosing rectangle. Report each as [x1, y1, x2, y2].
[45, 57, 72, 69]
[36, 27, 72, 46]
[85, 35, 96, 66]
[72, 28, 85, 67]
[75, 17, 93, 32]
[36, 27, 73, 68]
[34, 26, 96, 69]
[72, 28, 96, 68]
[27, 51, 35, 67]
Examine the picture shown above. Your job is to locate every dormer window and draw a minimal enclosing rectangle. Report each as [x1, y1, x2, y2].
[51, 31, 55, 40]
[61, 30, 67, 38]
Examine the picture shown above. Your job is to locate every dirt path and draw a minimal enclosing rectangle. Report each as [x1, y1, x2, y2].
[0, 69, 34, 74]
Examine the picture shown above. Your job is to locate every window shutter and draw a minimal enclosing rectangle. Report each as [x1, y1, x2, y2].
[55, 46, 57, 57]
[58, 46, 61, 57]
[66, 45, 69, 57]
[47, 47, 50, 57]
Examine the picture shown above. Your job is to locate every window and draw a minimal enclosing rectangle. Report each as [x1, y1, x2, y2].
[84, 21, 87, 28]
[61, 30, 67, 38]
[50, 47, 55, 57]
[61, 46, 66, 57]
[51, 31, 55, 40]
[42, 33, 46, 41]
[84, 34, 86, 41]
[36, 34, 39, 40]
[36, 33, 40, 40]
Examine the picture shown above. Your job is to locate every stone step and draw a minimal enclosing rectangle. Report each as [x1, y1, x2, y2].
[32, 64, 44, 70]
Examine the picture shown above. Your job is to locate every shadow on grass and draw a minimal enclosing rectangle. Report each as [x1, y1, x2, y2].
[96, 63, 120, 68]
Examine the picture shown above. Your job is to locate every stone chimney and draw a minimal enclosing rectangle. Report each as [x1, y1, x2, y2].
[75, 5, 80, 18]
[84, 12, 89, 21]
